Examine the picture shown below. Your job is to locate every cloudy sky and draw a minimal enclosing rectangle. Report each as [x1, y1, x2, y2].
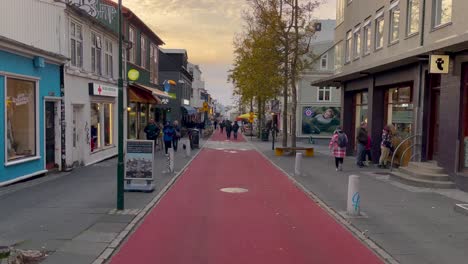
[121, 0, 337, 105]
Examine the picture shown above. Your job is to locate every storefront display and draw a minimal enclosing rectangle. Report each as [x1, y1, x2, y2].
[5, 78, 37, 162]
[385, 86, 413, 139]
[90, 102, 114, 152]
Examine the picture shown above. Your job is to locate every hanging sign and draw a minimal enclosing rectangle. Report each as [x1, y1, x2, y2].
[430, 55, 450, 74]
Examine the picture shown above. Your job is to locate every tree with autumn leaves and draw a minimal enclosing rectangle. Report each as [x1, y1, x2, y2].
[229, 0, 321, 147]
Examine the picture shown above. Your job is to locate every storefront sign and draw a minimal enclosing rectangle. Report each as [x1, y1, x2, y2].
[430, 55, 450, 74]
[89, 83, 118, 97]
[125, 140, 154, 180]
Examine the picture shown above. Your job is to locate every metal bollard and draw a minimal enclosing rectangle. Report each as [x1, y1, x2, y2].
[295, 152, 303, 176]
[347, 175, 361, 216]
[185, 138, 191, 157]
[169, 147, 175, 173]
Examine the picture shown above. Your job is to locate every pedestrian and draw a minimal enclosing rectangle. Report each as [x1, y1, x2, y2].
[365, 135, 372, 166]
[214, 119, 218, 130]
[379, 125, 394, 168]
[329, 127, 348, 171]
[220, 120, 225, 134]
[356, 121, 368, 168]
[172, 120, 181, 152]
[232, 121, 240, 140]
[225, 120, 232, 139]
[163, 121, 175, 155]
[144, 119, 160, 148]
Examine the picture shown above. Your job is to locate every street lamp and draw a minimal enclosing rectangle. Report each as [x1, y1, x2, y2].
[117, 0, 124, 210]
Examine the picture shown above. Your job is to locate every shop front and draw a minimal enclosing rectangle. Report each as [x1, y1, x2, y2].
[0, 48, 64, 186]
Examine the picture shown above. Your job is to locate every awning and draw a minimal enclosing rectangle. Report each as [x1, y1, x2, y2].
[128, 84, 160, 104]
[132, 83, 172, 99]
[181, 105, 197, 115]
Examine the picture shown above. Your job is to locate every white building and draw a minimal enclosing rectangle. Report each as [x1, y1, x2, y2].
[63, 4, 120, 167]
[188, 63, 205, 109]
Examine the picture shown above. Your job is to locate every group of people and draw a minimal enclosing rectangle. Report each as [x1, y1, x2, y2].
[215, 119, 240, 140]
[144, 119, 182, 155]
[329, 122, 395, 171]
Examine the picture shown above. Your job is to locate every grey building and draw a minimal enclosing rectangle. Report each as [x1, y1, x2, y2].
[158, 49, 194, 125]
[316, 0, 468, 190]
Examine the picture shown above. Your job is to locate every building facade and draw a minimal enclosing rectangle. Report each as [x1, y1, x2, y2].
[297, 20, 340, 144]
[317, 0, 468, 190]
[0, 0, 67, 185]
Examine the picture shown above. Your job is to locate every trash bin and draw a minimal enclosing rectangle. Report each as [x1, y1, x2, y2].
[261, 129, 269, 141]
[190, 129, 200, 149]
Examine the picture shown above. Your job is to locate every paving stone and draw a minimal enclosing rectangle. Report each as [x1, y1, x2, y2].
[58, 240, 107, 256]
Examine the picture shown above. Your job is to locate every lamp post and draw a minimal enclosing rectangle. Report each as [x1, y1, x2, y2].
[117, 0, 124, 210]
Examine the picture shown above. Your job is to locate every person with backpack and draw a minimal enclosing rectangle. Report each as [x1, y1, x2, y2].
[172, 120, 181, 152]
[225, 120, 232, 139]
[329, 127, 348, 171]
[232, 121, 240, 140]
[379, 125, 394, 168]
[144, 119, 160, 149]
[163, 121, 175, 155]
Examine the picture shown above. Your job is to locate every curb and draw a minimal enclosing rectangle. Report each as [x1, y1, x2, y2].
[247, 138, 399, 264]
[93, 139, 208, 264]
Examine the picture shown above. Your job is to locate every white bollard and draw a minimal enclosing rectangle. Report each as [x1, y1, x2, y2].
[185, 138, 191, 157]
[347, 175, 361, 216]
[295, 152, 303, 176]
[169, 147, 175, 173]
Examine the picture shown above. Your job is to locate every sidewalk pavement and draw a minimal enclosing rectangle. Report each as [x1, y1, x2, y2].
[0, 136, 204, 264]
[249, 136, 468, 264]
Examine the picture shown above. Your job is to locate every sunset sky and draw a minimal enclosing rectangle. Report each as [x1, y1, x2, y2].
[121, 0, 337, 105]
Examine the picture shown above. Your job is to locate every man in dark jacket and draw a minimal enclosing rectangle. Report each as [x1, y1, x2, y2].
[356, 121, 368, 168]
[232, 122, 240, 140]
[144, 119, 160, 148]
[225, 120, 232, 139]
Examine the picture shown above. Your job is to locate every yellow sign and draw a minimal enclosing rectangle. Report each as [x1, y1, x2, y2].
[203, 102, 209, 112]
[128, 69, 140, 81]
[430, 55, 450, 74]
[249, 111, 255, 117]
[249, 117, 254, 123]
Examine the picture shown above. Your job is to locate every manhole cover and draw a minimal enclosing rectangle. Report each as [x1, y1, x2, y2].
[220, 188, 248, 193]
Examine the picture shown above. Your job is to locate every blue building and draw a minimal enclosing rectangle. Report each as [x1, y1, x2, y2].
[0, 36, 66, 186]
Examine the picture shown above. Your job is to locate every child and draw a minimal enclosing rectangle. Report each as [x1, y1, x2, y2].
[329, 127, 348, 171]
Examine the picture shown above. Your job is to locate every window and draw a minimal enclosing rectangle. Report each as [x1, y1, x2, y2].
[318, 87, 331, 102]
[433, 0, 452, 27]
[128, 27, 136, 63]
[345, 31, 352, 63]
[389, 1, 400, 43]
[385, 86, 413, 139]
[91, 32, 102, 75]
[375, 10, 385, 50]
[337, 0, 345, 25]
[140, 36, 147, 69]
[353, 26, 361, 59]
[334, 41, 344, 71]
[5, 78, 37, 162]
[407, 0, 420, 35]
[363, 19, 372, 55]
[320, 53, 328, 69]
[70, 21, 83, 68]
[90, 102, 113, 152]
[104, 39, 113, 78]
[150, 44, 159, 83]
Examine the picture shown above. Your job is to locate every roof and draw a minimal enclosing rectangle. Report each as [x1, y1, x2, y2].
[160, 48, 187, 55]
[0, 35, 68, 64]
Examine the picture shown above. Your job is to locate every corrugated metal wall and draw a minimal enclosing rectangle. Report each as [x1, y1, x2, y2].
[0, 0, 66, 56]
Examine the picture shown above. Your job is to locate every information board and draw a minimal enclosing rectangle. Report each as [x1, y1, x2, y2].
[125, 140, 154, 180]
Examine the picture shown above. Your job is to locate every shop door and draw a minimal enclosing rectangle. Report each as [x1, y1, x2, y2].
[45, 102, 56, 170]
[72, 106, 83, 166]
[428, 89, 440, 160]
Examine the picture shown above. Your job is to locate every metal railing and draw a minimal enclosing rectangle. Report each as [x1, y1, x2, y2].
[390, 134, 422, 171]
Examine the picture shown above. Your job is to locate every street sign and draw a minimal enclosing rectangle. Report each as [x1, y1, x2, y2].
[124, 140, 155, 192]
[430, 55, 450, 74]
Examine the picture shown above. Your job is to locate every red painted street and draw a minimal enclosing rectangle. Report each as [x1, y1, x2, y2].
[109, 135, 383, 264]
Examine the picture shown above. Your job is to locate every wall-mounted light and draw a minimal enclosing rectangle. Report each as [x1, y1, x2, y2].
[127, 106, 132, 112]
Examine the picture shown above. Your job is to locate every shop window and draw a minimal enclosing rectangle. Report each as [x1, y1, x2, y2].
[140, 36, 147, 69]
[375, 9, 384, 50]
[407, 0, 420, 35]
[91, 32, 102, 75]
[385, 86, 413, 139]
[104, 39, 113, 78]
[353, 25, 361, 59]
[433, 0, 452, 28]
[128, 103, 138, 139]
[389, 1, 400, 43]
[354, 92, 369, 142]
[318, 87, 331, 102]
[128, 27, 136, 63]
[90, 102, 113, 152]
[70, 21, 83, 68]
[5, 78, 37, 162]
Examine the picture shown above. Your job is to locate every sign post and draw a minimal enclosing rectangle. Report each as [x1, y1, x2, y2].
[124, 140, 155, 192]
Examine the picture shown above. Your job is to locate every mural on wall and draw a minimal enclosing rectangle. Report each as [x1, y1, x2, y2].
[302, 106, 341, 136]
[68, 0, 117, 26]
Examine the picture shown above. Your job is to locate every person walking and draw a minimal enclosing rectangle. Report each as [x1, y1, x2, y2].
[379, 125, 393, 168]
[144, 119, 160, 149]
[232, 121, 240, 140]
[225, 120, 232, 140]
[172, 120, 181, 152]
[214, 120, 218, 130]
[163, 121, 175, 155]
[356, 121, 368, 168]
[220, 120, 225, 134]
[329, 127, 348, 171]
